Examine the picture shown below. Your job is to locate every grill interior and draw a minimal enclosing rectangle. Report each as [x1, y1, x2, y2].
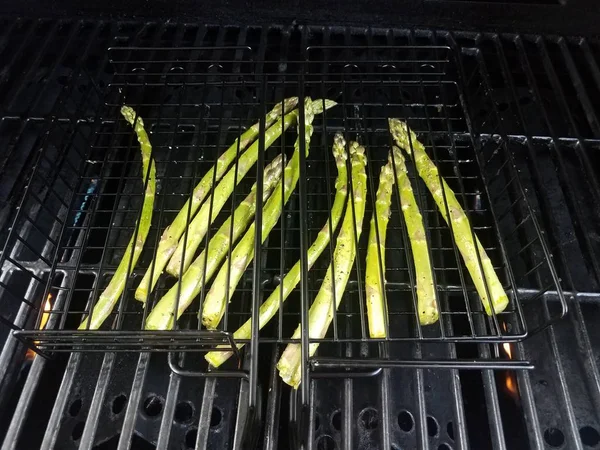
[0, 20, 599, 450]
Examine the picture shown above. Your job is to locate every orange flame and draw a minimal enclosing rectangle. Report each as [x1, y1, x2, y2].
[39, 293, 52, 330]
[501, 321, 513, 359]
[502, 342, 513, 359]
[500, 321, 518, 398]
[25, 293, 53, 360]
[505, 372, 518, 397]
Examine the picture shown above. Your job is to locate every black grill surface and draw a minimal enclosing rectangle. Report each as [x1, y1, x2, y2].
[0, 20, 599, 450]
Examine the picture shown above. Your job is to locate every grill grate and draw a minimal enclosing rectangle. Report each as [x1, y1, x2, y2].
[0, 21, 599, 450]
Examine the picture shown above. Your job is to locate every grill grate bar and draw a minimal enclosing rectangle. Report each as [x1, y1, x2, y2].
[543, 305, 585, 450]
[558, 38, 600, 137]
[1, 355, 46, 450]
[78, 352, 116, 450]
[115, 351, 151, 449]
[39, 353, 82, 449]
[155, 356, 180, 448]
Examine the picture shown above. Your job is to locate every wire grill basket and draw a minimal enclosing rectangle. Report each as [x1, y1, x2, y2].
[1, 44, 565, 376]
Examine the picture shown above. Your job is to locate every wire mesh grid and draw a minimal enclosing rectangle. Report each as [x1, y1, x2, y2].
[0, 44, 564, 370]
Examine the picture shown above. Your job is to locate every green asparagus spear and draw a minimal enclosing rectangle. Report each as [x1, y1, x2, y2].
[144, 154, 285, 330]
[165, 112, 294, 278]
[201, 98, 319, 330]
[165, 99, 337, 279]
[389, 119, 508, 316]
[79, 106, 156, 330]
[134, 98, 298, 303]
[392, 146, 438, 325]
[205, 132, 349, 367]
[277, 141, 367, 389]
[365, 155, 395, 338]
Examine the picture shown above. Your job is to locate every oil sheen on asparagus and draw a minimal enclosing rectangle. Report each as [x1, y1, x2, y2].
[389, 118, 508, 315]
[135, 98, 298, 302]
[165, 99, 336, 279]
[201, 98, 324, 330]
[205, 132, 349, 367]
[80, 106, 156, 330]
[144, 154, 285, 330]
[365, 154, 394, 338]
[277, 140, 367, 389]
[392, 146, 438, 325]
[165, 112, 293, 279]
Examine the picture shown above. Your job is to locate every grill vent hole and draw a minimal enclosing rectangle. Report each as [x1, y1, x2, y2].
[112, 394, 127, 415]
[580, 426, 600, 447]
[359, 407, 379, 430]
[143, 395, 163, 417]
[71, 422, 84, 441]
[427, 416, 439, 437]
[210, 406, 222, 427]
[447, 421, 455, 440]
[69, 398, 82, 417]
[544, 428, 565, 447]
[519, 96, 532, 106]
[185, 428, 197, 448]
[331, 410, 341, 431]
[314, 413, 321, 431]
[174, 401, 194, 424]
[398, 410, 414, 432]
[315, 435, 336, 450]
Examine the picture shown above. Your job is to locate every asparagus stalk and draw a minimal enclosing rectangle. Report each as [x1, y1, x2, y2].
[389, 118, 508, 316]
[201, 98, 320, 330]
[164, 112, 293, 278]
[205, 132, 349, 367]
[277, 141, 367, 389]
[365, 155, 395, 338]
[134, 98, 298, 302]
[165, 99, 336, 279]
[144, 154, 285, 330]
[79, 106, 156, 330]
[392, 146, 438, 325]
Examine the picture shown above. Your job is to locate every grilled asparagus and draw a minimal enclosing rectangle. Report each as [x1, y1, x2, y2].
[389, 118, 508, 316]
[79, 106, 156, 330]
[164, 110, 298, 278]
[135, 98, 297, 302]
[365, 154, 395, 338]
[166, 99, 336, 279]
[204, 133, 349, 367]
[276, 141, 367, 389]
[392, 146, 438, 325]
[144, 154, 285, 330]
[201, 98, 321, 330]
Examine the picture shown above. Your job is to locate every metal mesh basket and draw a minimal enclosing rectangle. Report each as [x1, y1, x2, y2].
[0, 44, 565, 376]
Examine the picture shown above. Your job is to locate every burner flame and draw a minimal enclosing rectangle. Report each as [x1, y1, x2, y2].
[500, 321, 519, 398]
[505, 371, 518, 397]
[40, 293, 52, 330]
[501, 321, 513, 359]
[25, 293, 53, 360]
[502, 342, 513, 359]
